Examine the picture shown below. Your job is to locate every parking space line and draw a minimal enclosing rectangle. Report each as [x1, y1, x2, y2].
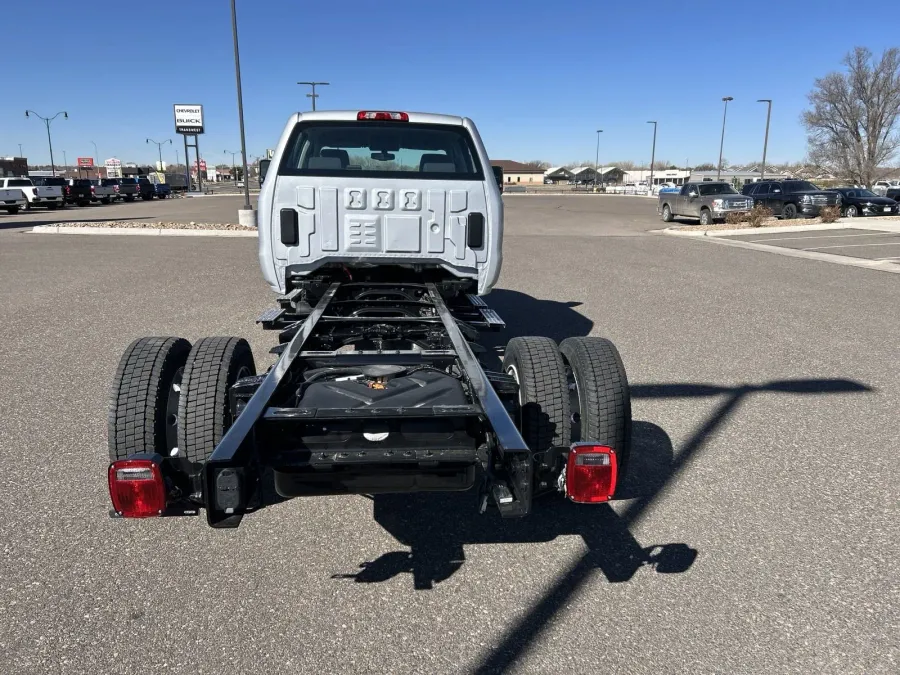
[748, 232, 896, 243]
[801, 242, 900, 251]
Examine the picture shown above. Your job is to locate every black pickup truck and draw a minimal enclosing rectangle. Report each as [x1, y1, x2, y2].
[64, 178, 93, 206]
[116, 178, 140, 202]
[137, 178, 156, 200]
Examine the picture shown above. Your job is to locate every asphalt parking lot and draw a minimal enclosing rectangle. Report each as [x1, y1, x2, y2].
[723, 227, 900, 262]
[1, 195, 897, 674]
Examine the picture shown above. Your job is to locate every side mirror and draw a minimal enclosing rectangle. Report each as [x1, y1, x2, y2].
[258, 159, 271, 184]
[491, 165, 504, 192]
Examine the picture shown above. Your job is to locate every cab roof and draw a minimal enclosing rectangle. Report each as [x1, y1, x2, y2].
[289, 110, 467, 126]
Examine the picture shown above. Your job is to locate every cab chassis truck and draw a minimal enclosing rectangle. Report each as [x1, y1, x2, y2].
[107, 111, 631, 527]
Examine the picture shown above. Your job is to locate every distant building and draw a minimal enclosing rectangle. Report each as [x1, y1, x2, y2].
[544, 167, 573, 183]
[624, 169, 691, 186]
[490, 160, 546, 184]
[0, 157, 28, 177]
[688, 170, 787, 186]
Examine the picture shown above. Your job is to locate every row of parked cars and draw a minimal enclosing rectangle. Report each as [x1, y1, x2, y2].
[0, 176, 172, 214]
[658, 179, 900, 225]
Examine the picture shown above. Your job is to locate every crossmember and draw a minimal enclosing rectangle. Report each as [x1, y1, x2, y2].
[202, 281, 530, 527]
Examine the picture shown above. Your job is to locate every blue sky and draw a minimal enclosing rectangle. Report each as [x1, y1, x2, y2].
[3, 1, 894, 168]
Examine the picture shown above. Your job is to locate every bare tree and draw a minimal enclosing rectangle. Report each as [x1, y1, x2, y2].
[692, 162, 716, 171]
[522, 160, 551, 170]
[802, 47, 900, 186]
[605, 160, 638, 170]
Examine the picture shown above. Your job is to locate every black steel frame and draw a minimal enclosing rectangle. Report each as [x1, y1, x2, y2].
[196, 280, 531, 528]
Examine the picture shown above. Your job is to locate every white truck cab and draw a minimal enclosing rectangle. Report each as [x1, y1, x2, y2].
[257, 110, 503, 296]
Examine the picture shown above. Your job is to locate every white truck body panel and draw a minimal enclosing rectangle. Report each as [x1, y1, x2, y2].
[0, 178, 63, 206]
[257, 111, 503, 296]
[0, 188, 27, 210]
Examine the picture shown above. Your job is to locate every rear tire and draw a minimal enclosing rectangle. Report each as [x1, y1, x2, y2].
[177, 337, 256, 464]
[503, 337, 570, 494]
[559, 336, 632, 481]
[108, 336, 192, 462]
[5, 206, 19, 214]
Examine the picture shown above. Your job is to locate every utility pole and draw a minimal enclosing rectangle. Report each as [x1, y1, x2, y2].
[595, 129, 603, 187]
[757, 99, 772, 182]
[231, 0, 252, 213]
[147, 138, 172, 172]
[717, 97, 733, 181]
[297, 81, 329, 111]
[25, 110, 68, 176]
[224, 149, 239, 182]
[62, 150, 68, 174]
[18, 144, 23, 157]
[647, 121, 658, 191]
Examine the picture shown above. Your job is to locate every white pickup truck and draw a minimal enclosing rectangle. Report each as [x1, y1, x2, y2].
[0, 187, 27, 214]
[0, 177, 64, 210]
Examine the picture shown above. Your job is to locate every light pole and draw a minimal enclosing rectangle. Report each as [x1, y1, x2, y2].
[147, 138, 172, 172]
[297, 81, 329, 111]
[757, 99, 772, 182]
[231, 0, 252, 212]
[717, 96, 733, 181]
[91, 141, 100, 178]
[18, 144, 23, 157]
[25, 110, 68, 176]
[62, 150, 68, 174]
[224, 149, 239, 182]
[595, 130, 603, 186]
[647, 121, 658, 191]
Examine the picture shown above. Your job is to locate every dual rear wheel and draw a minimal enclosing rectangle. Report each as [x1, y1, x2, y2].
[502, 335, 631, 496]
[108, 336, 255, 463]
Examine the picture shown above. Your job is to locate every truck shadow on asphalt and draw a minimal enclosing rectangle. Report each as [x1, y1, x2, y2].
[332, 376, 872, 672]
[332, 419, 692, 590]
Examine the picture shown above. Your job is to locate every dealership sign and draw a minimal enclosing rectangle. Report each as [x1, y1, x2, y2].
[105, 158, 122, 178]
[78, 157, 94, 168]
[174, 104, 204, 134]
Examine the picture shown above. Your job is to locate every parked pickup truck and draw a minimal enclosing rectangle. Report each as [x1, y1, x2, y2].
[137, 178, 157, 200]
[88, 179, 117, 204]
[153, 182, 171, 199]
[116, 177, 140, 201]
[0, 177, 64, 210]
[30, 176, 69, 208]
[65, 178, 94, 206]
[0, 187, 27, 214]
[658, 181, 753, 225]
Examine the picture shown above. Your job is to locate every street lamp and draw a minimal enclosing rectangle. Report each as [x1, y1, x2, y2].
[62, 150, 68, 173]
[647, 121, 658, 191]
[230, 0, 252, 214]
[25, 110, 68, 176]
[147, 138, 172, 172]
[757, 99, 772, 182]
[18, 144, 23, 157]
[91, 141, 100, 178]
[595, 130, 603, 186]
[297, 81, 329, 112]
[717, 97, 733, 181]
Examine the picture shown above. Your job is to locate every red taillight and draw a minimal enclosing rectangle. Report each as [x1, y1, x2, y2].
[565, 444, 617, 503]
[65, 186, 71, 194]
[108, 459, 166, 517]
[357, 111, 409, 121]
[91, 186, 95, 193]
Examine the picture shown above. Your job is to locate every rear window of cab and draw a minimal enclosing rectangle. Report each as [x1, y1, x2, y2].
[278, 121, 484, 181]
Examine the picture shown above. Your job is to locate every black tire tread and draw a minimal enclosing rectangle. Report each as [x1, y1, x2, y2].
[108, 336, 191, 462]
[503, 336, 570, 451]
[559, 337, 632, 473]
[177, 337, 255, 463]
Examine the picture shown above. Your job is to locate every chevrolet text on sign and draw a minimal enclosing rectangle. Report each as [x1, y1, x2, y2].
[174, 104, 204, 135]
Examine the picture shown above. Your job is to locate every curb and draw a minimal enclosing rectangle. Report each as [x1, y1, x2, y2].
[661, 219, 900, 237]
[31, 225, 258, 237]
